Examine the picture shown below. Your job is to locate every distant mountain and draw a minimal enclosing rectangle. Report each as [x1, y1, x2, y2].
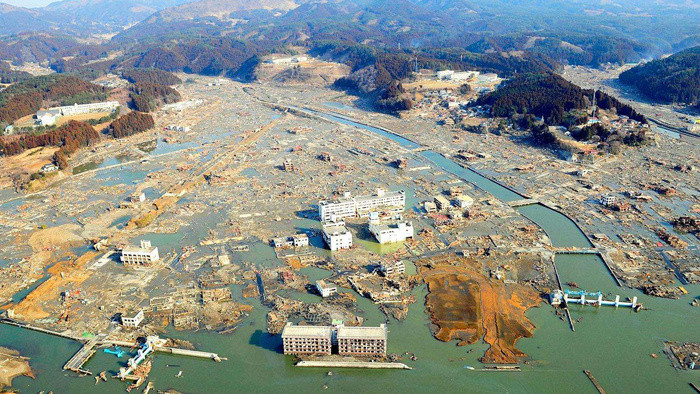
[619, 46, 700, 105]
[0, 3, 52, 36]
[152, 0, 302, 21]
[42, 0, 193, 29]
[0, 0, 192, 37]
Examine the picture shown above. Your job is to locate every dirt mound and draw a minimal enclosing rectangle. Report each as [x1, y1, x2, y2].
[28, 224, 84, 251]
[421, 255, 540, 364]
[14, 251, 97, 320]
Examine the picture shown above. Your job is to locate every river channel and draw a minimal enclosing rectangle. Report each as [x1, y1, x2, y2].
[2, 108, 699, 393]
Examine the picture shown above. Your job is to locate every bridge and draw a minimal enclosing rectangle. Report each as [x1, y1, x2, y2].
[508, 199, 539, 208]
[63, 333, 107, 374]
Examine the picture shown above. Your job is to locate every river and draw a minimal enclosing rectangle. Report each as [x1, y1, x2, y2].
[2, 108, 699, 393]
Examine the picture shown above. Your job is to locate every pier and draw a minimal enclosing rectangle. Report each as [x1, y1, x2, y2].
[584, 370, 606, 394]
[549, 257, 576, 332]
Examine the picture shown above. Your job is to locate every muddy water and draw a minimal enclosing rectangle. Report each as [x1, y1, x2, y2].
[2, 109, 699, 393]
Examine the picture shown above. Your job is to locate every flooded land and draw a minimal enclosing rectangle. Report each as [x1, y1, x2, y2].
[0, 71, 698, 393]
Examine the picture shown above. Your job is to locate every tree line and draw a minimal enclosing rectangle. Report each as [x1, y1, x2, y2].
[110, 111, 154, 138]
[129, 82, 181, 113]
[0, 120, 100, 167]
[0, 74, 106, 125]
[619, 46, 700, 105]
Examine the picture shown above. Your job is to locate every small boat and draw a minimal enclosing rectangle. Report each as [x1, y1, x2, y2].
[464, 366, 475, 370]
[176, 371, 183, 378]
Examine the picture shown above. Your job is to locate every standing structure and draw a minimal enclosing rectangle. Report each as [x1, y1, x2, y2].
[433, 195, 451, 211]
[600, 194, 617, 207]
[318, 192, 356, 222]
[322, 221, 353, 251]
[368, 215, 414, 244]
[281, 323, 332, 355]
[318, 189, 406, 221]
[380, 261, 406, 276]
[353, 189, 406, 217]
[337, 324, 388, 356]
[315, 280, 338, 298]
[121, 240, 159, 265]
[121, 310, 144, 327]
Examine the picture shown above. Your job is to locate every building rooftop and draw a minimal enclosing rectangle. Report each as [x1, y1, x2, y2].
[122, 245, 157, 254]
[354, 189, 404, 203]
[337, 325, 387, 340]
[322, 223, 350, 236]
[371, 219, 412, 232]
[316, 280, 336, 289]
[319, 197, 354, 206]
[281, 323, 332, 338]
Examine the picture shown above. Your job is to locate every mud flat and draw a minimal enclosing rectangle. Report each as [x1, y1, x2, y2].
[0, 346, 33, 388]
[420, 255, 541, 364]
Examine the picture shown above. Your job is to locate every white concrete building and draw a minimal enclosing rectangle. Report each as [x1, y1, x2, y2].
[600, 194, 617, 207]
[450, 71, 479, 81]
[319, 193, 356, 222]
[354, 189, 405, 217]
[434, 195, 451, 211]
[36, 109, 61, 126]
[319, 189, 406, 221]
[57, 101, 120, 116]
[129, 192, 146, 203]
[322, 221, 353, 251]
[455, 194, 474, 208]
[315, 280, 337, 298]
[369, 215, 414, 244]
[281, 323, 332, 355]
[273, 234, 309, 248]
[337, 324, 388, 356]
[121, 310, 144, 327]
[121, 240, 159, 265]
[272, 237, 294, 248]
[292, 234, 309, 247]
[380, 260, 406, 276]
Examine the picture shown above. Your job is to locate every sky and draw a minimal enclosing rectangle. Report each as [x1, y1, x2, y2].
[4, 0, 54, 7]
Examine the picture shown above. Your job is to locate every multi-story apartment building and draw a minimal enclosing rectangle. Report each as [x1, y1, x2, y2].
[281, 323, 332, 355]
[318, 189, 406, 221]
[337, 324, 388, 356]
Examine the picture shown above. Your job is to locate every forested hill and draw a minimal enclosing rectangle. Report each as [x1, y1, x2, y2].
[477, 73, 646, 125]
[619, 46, 700, 106]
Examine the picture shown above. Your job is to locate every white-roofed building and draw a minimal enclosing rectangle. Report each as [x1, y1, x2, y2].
[121, 310, 144, 327]
[369, 215, 414, 244]
[322, 221, 353, 251]
[318, 193, 356, 222]
[337, 324, 388, 356]
[354, 189, 405, 217]
[319, 189, 406, 221]
[281, 323, 332, 355]
[121, 240, 159, 265]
